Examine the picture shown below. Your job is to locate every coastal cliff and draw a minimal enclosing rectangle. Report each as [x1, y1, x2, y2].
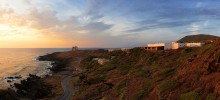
[2, 39, 220, 99]
[35, 39, 220, 99]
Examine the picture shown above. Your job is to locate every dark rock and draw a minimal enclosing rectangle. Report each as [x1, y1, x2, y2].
[7, 80, 12, 83]
[14, 74, 52, 99]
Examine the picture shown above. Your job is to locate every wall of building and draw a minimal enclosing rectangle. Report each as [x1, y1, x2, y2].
[171, 42, 203, 49]
[108, 49, 115, 52]
[186, 43, 203, 47]
[171, 42, 185, 49]
[147, 43, 165, 47]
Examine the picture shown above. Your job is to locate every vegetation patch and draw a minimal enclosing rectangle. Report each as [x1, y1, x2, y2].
[159, 79, 178, 93]
[96, 65, 116, 74]
[180, 91, 201, 100]
[86, 75, 106, 84]
[160, 68, 175, 76]
[133, 69, 149, 77]
[117, 79, 129, 92]
[141, 78, 153, 93]
[117, 65, 131, 75]
[117, 79, 129, 99]
[133, 92, 144, 100]
[15, 75, 52, 99]
[206, 93, 216, 100]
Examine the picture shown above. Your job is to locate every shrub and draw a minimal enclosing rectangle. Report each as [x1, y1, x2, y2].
[119, 88, 126, 100]
[117, 65, 131, 75]
[141, 78, 153, 93]
[82, 56, 97, 62]
[206, 93, 216, 100]
[97, 65, 116, 74]
[180, 91, 201, 100]
[86, 76, 106, 84]
[201, 44, 213, 54]
[184, 48, 193, 53]
[147, 55, 160, 66]
[160, 68, 175, 76]
[80, 60, 100, 69]
[117, 79, 129, 91]
[159, 79, 178, 93]
[133, 92, 144, 100]
[117, 79, 129, 99]
[133, 70, 149, 77]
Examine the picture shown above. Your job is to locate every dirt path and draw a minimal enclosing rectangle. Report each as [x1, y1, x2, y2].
[58, 58, 81, 100]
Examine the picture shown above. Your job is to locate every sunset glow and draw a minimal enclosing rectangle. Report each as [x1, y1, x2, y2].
[1, 0, 220, 48]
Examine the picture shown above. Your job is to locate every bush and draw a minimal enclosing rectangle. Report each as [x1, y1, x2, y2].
[80, 60, 100, 69]
[133, 70, 149, 77]
[159, 79, 178, 93]
[142, 78, 153, 93]
[14, 75, 52, 99]
[160, 68, 175, 76]
[133, 92, 144, 100]
[206, 93, 216, 100]
[184, 48, 193, 53]
[86, 76, 106, 84]
[117, 79, 129, 91]
[97, 65, 116, 74]
[117, 65, 131, 75]
[180, 91, 201, 100]
[117, 79, 129, 99]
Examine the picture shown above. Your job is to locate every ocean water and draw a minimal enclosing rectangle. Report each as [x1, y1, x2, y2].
[0, 48, 71, 89]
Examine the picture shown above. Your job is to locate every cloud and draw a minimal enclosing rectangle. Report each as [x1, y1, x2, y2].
[2, 0, 220, 48]
[126, 20, 198, 33]
[83, 22, 113, 33]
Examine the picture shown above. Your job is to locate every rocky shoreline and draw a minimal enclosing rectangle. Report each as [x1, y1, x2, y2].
[0, 52, 69, 99]
[0, 56, 54, 90]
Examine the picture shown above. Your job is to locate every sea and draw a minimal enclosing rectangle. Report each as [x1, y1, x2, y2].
[0, 48, 71, 89]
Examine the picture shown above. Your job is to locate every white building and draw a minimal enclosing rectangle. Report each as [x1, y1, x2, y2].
[171, 42, 186, 49]
[98, 59, 109, 65]
[186, 43, 204, 47]
[171, 42, 204, 49]
[147, 43, 165, 47]
[145, 43, 165, 50]
[121, 48, 130, 51]
[108, 49, 115, 52]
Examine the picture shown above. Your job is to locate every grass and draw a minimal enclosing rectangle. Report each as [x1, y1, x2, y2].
[180, 91, 201, 100]
[159, 79, 178, 93]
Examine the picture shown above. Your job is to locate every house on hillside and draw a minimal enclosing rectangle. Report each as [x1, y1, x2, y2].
[92, 58, 110, 65]
[144, 43, 165, 50]
[98, 59, 110, 65]
[186, 43, 204, 47]
[108, 49, 115, 52]
[171, 42, 204, 49]
[121, 48, 130, 51]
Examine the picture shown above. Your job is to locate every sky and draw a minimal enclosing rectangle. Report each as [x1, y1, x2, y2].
[0, 0, 220, 48]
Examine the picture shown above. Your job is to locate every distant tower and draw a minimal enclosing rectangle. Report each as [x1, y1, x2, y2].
[72, 46, 78, 51]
